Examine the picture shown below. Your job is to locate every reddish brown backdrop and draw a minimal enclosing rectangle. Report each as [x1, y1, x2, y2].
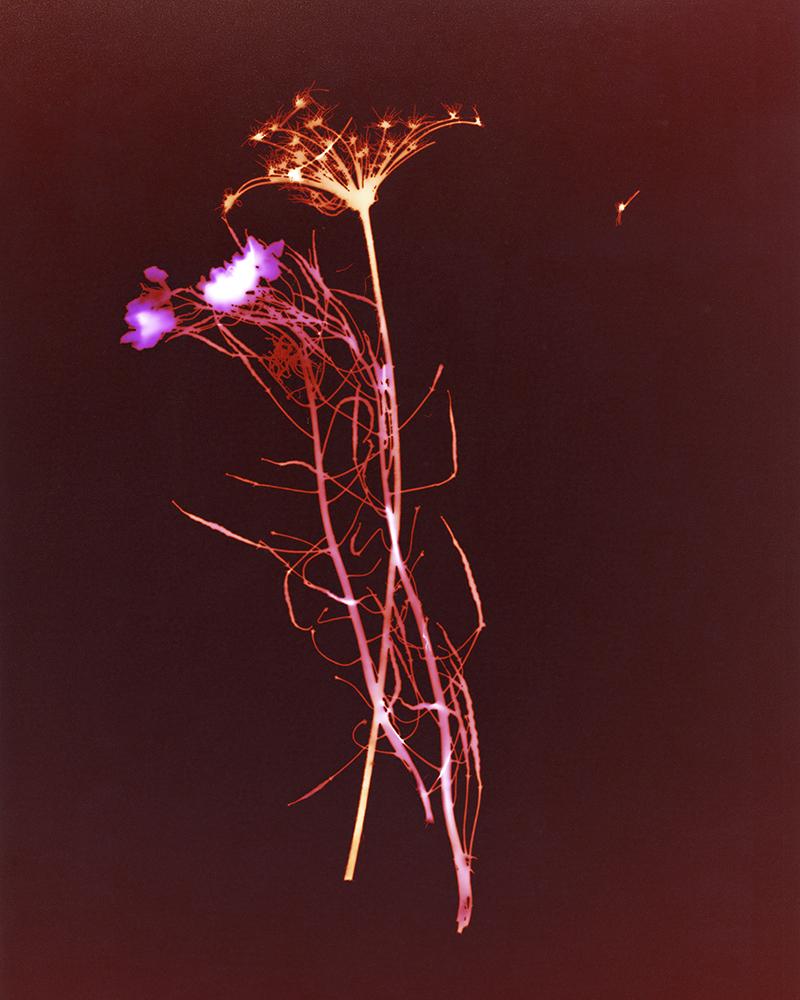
[3, 1, 799, 997]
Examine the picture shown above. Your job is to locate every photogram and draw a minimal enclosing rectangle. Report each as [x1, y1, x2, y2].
[121, 91, 485, 933]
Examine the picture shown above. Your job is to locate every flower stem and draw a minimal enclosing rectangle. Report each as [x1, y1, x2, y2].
[343, 207, 405, 882]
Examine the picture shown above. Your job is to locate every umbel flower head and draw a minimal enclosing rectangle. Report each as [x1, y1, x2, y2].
[223, 90, 482, 218]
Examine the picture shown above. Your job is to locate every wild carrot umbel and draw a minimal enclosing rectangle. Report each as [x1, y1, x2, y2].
[121, 92, 484, 933]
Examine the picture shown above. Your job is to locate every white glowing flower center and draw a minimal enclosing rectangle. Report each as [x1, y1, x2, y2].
[201, 239, 274, 311]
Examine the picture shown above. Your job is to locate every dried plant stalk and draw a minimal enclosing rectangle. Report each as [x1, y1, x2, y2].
[121, 92, 484, 932]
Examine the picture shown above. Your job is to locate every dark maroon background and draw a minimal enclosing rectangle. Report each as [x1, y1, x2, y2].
[3, 1, 799, 997]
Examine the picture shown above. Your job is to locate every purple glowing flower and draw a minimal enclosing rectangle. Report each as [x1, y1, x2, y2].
[121, 269, 176, 351]
[198, 237, 284, 312]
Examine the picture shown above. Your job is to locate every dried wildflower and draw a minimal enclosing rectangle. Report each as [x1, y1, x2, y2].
[120, 92, 484, 934]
